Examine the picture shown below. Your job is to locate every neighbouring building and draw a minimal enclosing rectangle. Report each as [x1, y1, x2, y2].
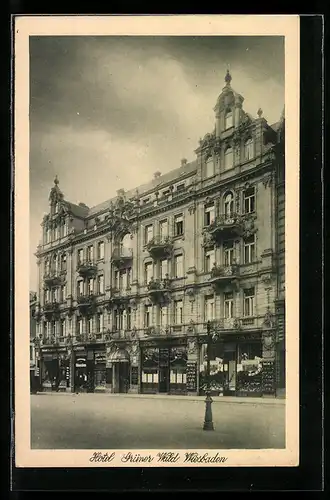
[34, 71, 285, 397]
[30, 291, 39, 392]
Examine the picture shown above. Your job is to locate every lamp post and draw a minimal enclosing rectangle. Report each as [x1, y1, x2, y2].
[203, 320, 214, 430]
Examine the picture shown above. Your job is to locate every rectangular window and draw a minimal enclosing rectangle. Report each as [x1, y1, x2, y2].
[60, 319, 66, 337]
[52, 320, 56, 336]
[78, 318, 83, 335]
[174, 300, 183, 324]
[244, 187, 256, 214]
[163, 190, 170, 198]
[205, 248, 215, 273]
[204, 204, 215, 226]
[87, 317, 93, 334]
[160, 259, 168, 280]
[144, 224, 154, 244]
[60, 285, 66, 302]
[174, 254, 183, 278]
[96, 313, 104, 332]
[159, 220, 168, 238]
[77, 249, 83, 265]
[87, 245, 94, 261]
[224, 292, 234, 319]
[119, 270, 126, 291]
[145, 305, 152, 327]
[114, 270, 119, 290]
[98, 275, 104, 294]
[88, 278, 94, 295]
[224, 241, 235, 266]
[174, 214, 184, 236]
[77, 280, 84, 296]
[126, 268, 132, 289]
[61, 254, 67, 270]
[205, 296, 214, 321]
[176, 183, 185, 192]
[144, 262, 153, 284]
[97, 241, 104, 260]
[244, 235, 256, 264]
[160, 305, 168, 326]
[143, 198, 150, 205]
[126, 308, 131, 330]
[244, 288, 255, 316]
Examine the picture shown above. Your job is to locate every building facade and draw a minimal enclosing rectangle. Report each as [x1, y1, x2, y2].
[34, 71, 285, 397]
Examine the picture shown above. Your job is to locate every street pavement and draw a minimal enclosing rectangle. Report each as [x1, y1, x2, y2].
[31, 393, 285, 450]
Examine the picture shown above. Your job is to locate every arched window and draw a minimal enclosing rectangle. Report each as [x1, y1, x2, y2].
[224, 192, 234, 218]
[205, 156, 214, 179]
[225, 109, 233, 130]
[120, 233, 133, 258]
[244, 138, 254, 160]
[54, 202, 59, 214]
[53, 254, 58, 272]
[46, 227, 51, 244]
[224, 146, 233, 170]
[45, 259, 50, 274]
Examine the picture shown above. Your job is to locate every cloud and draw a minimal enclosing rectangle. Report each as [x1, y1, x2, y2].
[29, 36, 284, 290]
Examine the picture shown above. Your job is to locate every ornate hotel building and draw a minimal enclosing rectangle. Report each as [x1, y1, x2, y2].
[33, 71, 285, 397]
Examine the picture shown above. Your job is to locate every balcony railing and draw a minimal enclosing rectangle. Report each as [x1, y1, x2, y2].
[44, 271, 65, 287]
[206, 214, 243, 243]
[76, 260, 97, 277]
[209, 264, 239, 288]
[146, 235, 173, 258]
[111, 247, 133, 268]
[147, 277, 172, 303]
[76, 293, 97, 314]
[43, 301, 60, 318]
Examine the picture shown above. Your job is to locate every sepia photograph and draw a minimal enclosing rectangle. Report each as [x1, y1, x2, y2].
[14, 15, 300, 468]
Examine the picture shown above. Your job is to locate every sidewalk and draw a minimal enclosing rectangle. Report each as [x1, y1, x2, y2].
[35, 391, 285, 405]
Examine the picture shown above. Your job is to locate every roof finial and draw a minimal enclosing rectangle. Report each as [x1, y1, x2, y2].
[54, 175, 59, 186]
[225, 68, 232, 86]
[257, 108, 263, 118]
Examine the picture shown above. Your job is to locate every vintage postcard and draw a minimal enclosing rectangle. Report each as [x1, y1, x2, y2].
[14, 14, 300, 468]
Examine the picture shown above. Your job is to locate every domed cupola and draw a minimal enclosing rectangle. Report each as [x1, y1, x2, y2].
[214, 70, 245, 138]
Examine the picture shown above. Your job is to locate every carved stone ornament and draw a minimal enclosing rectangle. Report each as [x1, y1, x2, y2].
[185, 287, 197, 300]
[263, 308, 276, 329]
[261, 274, 272, 285]
[187, 338, 198, 354]
[241, 216, 257, 239]
[186, 320, 196, 334]
[202, 231, 213, 248]
[131, 340, 139, 355]
[262, 174, 273, 189]
[188, 204, 196, 215]
[262, 331, 275, 350]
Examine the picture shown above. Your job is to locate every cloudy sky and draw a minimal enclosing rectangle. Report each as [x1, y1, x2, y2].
[29, 35, 284, 290]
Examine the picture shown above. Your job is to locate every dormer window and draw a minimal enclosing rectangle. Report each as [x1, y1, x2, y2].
[205, 156, 214, 179]
[244, 138, 254, 160]
[224, 146, 233, 170]
[225, 109, 233, 130]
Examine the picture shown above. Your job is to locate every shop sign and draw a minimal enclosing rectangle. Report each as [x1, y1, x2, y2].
[94, 353, 106, 364]
[74, 346, 87, 353]
[76, 357, 87, 368]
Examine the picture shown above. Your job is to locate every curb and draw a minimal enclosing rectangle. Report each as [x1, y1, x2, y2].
[34, 392, 285, 406]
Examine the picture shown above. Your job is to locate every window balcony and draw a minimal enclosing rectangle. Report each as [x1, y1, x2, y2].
[111, 247, 133, 268]
[147, 278, 172, 303]
[76, 293, 97, 314]
[44, 271, 65, 287]
[146, 235, 173, 259]
[107, 287, 131, 309]
[43, 301, 60, 319]
[76, 260, 98, 278]
[144, 325, 171, 337]
[209, 264, 240, 289]
[205, 214, 243, 244]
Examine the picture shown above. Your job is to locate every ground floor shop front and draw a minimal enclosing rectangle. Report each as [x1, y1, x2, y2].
[38, 330, 281, 397]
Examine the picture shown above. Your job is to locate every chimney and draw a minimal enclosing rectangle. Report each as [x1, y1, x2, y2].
[181, 158, 187, 166]
[153, 171, 161, 179]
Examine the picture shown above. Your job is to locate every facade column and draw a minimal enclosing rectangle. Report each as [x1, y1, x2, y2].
[66, 248, 73, 298]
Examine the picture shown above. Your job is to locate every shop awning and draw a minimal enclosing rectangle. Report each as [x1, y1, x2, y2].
[108, 348, 130, 363]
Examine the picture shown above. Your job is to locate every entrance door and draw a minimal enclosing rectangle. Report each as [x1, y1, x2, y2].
[159, 367, 169, 393]
[118, 363, 129, 393]
[223, 349, 237, 396]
